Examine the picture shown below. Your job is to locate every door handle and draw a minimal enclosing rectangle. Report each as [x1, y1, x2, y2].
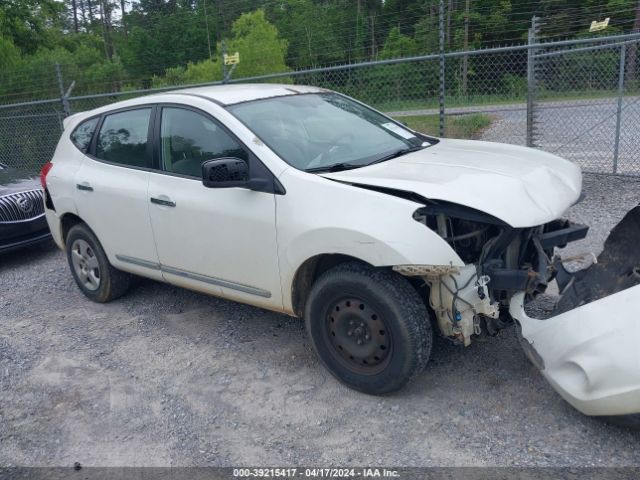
[150, 196, 176, 207]
[76, 182, 93, 192]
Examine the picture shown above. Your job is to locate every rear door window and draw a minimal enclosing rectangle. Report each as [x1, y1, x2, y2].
[95, 108, 152, 168]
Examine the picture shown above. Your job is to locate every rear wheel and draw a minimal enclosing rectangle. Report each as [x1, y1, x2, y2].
[305, 262, 432, 394]
[66, 223, 131, 303]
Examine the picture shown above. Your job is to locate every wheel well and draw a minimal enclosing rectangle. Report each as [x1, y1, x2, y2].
[291, 254, 373, 317]
[60, 213, 84, 245]
[290, 254, 433, 319]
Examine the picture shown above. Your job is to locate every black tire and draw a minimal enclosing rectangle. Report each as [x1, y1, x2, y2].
[66, 223, 131, 303]
[304, 262, 432, 394]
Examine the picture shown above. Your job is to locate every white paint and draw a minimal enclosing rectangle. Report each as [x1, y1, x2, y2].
[510, 288, 640, 417]
[43, 84, 638, 417]
[322, 138, 583, 228]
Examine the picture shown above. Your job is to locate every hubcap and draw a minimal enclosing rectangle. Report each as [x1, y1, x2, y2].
[325, 297, 391, 375]
[70, 239, 101, 291]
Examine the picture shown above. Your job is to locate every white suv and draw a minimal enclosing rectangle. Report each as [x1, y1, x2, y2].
[42, 84, 640, 422]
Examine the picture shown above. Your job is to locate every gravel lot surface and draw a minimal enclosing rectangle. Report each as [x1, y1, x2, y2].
[1, 174, 639, 468]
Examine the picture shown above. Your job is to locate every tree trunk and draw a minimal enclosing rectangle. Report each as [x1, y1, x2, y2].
[447, 0, 453, 48]
[120, 0, 127, 38]
[78, 0, 87, 30]
[71, 0, 79, 33]
[304, 26, 314, 68]
[369, 13, 376, 59]
[87, 0, 94, 25]
[99, 0, 114, 60]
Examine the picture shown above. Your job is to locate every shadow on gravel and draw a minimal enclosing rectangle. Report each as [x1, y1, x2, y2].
[0, 240, 58, 271]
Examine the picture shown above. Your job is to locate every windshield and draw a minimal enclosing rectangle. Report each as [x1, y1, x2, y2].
[228, 93, 432, 172]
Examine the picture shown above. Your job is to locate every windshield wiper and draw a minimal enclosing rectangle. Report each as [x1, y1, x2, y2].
[305, 163, 362, 173]
[367, 145, 425, 166]
[305, 145, 426, 173]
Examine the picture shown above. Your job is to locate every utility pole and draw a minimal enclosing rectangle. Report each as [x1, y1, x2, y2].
[222, 39, 228, 83]
[526, 16, 539, 148]
[625, 0, 640, 83]
[462, 0, 470, 97]
[439, 0, 446, 137]
[203, 0, 213, 60]
[120, 0, 127, 38]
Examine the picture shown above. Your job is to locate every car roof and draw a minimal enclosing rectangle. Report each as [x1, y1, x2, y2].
[65, 83, 328, 130]
[173, 83, 326, 105]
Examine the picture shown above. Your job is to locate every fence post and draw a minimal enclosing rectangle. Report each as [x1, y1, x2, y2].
[438, 0, 445, 137]
[55, 63, 71, 118]
[526, 16, 538, 148]
[613, 44, 626, 175]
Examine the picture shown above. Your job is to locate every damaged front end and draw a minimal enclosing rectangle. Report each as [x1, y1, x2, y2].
[397, 201, 640, 420]
[510, 205, 640, 420]
[397, 200, 589, 346]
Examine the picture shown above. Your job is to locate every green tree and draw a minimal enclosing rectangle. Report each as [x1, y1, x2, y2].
[0, 36, 20, 70]
[221, 9, 288, 79]
[152, 9, 288, 87]
[380, 27, 419, 59]
[120, 4, 211, 79]
[0, 0, 63, 54]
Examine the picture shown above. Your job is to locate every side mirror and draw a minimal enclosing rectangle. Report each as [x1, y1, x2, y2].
[202, 158, 249, 188]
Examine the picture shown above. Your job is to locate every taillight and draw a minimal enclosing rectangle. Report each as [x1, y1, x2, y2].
[40, 162, 53, 190]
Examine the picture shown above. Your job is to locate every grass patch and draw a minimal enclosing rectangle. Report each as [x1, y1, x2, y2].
[377, 89, 634, 113]
[394, 113, 493, 139]
[379, 94, 522, 112]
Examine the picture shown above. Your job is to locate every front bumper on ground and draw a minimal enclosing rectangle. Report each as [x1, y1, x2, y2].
[509, 204, 640, 419]
[510, 287, 640, 417]
[0, 214, 51, 253]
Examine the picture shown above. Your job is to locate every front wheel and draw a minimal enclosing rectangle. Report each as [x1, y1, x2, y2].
[304, 262, 432, 394]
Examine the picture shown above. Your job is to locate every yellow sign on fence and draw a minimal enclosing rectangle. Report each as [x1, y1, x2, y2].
[589, 18, 610, 32]
[224, 52, 240, 65]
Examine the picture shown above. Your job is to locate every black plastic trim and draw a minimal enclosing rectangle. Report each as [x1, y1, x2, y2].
[483, 265, 531, 291]
[540, 223, 589, 249]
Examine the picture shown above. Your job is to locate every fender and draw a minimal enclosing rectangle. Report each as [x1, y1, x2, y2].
[276, 168, 464, 313]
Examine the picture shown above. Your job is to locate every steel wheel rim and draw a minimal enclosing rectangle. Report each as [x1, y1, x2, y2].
[324, 297, 392, 375]
[70, 239, 101, 291]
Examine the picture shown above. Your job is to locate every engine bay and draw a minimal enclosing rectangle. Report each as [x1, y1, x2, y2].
[408, 200, 593, 345]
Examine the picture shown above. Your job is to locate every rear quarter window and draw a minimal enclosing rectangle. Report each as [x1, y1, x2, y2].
[70, 117, 99, 153]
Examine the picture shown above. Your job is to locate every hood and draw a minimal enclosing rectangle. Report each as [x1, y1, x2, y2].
[0, 167, 41, 196]
[321, 138, 582, 228]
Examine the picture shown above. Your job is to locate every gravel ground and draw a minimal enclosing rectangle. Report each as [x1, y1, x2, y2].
[0, 174, 639, 468]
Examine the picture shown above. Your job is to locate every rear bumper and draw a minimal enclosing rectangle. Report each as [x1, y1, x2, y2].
[0, 214, 52, 253]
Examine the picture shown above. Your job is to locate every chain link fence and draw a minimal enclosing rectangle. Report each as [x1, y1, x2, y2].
[0, 100, 65, 175]
[532, 40, 640, 176]
[1, 34, 639, 176]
